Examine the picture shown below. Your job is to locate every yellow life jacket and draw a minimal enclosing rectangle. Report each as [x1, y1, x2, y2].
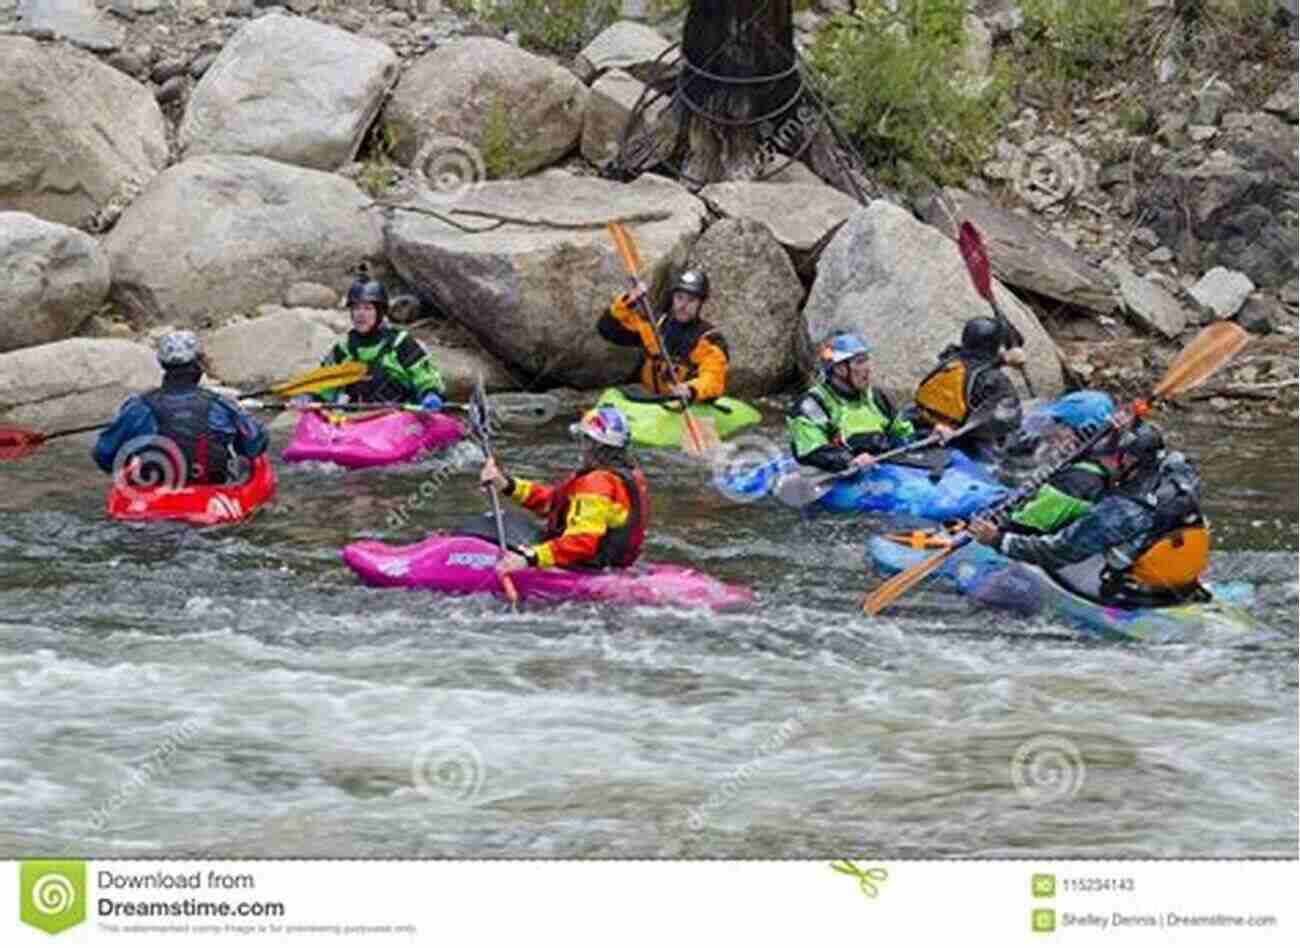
[1125, 524, 1210, 589]
[915, 357, 980, 427]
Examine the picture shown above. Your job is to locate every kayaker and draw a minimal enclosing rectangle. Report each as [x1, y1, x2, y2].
[312, 266, 445, 408]
[967, 419, 1212, 607]
[787, 333, 927, 473]
[912, 317, 1023, 461]
[597, 267, 729, 403]
[478, 406, 649, 576]
[92, 330, 268, 485]
[1004, 391, 1115, 535]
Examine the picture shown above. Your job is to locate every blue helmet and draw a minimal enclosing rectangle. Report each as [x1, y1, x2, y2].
[818, 333, 871, 369]
[570, 406, 630, 448]
[1048, 391, 1115, 432]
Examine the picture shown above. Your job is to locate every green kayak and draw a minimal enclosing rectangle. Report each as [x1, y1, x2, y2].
[594, 386, 762, 449]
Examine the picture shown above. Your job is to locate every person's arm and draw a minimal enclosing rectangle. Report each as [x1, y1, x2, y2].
[212, 397, 269, 459]
[597, 291, 657, 350]
[92, 397, 156, 473]
[392, 335, 445, 399]
[873, 389, 914, 442]
[507, 475, 556, 515]
[974, 373, 1021, 436]
[996, 497, 1152, 571]
[684, 332, 728, 402]
[788, 397, 853, 472]
[520, 472, 627, 568]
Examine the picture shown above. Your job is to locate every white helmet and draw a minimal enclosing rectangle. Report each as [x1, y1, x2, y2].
[157, 330, 202, 367]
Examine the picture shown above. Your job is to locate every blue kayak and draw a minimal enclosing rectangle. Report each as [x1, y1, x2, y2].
[867, 530, 1258, 643]
[715, 448, 1007, 520]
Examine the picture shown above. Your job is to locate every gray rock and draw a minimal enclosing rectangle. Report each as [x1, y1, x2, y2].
[17, 0, 121, 52]
[0, 37, 168, 229]
[189, 51, 217, 78]
[580, 68, 666, 168]
[960, 13, 992, 77]
[1188, 266, 1256, 318]
[283, 282, 340, 309]
[802, 201, 1064, 401]
[386, 38, 588, 176]
[972, 0, 1024, 41]
[179, 13, 399, 171]
[1146, 246, 1175, 264]
[1262, 74, 1299, 124]
[920, 189, 1119, 315]
[201, 310, 338, 387]
[689, 217, 804, 396]
[574, 19, 674, 84]
[1187, 124, 1218, 143]
[1194, 79, 1233, 126]
[0, 212, 110, 352]
[1103, 259, 1189, 339]
[1236, 295, 1279, 334]
[385, 171, 706, 389]
[0, 338, 159, 429]
[156, 74, 186, 104]
[699, 180, 861, 276]
[151, 56, 187, 83]
[106, 49, 148, 78]
[103, 155, 385, 327]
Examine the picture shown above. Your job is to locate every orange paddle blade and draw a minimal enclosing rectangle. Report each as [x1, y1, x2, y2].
[862, 543, 964, 616]
[607, 220, 645, 278]
[1152, 321, 1250, 401]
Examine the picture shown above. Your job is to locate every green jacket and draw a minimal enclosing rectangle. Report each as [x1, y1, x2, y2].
[1008, 461, 1109, 534]
[318, 325, 444, 404]
[787, 380, 915, 473]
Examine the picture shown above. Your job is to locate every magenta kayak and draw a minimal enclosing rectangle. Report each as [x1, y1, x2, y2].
[282, 409, 464, 468]
[341, 535, 754, 610]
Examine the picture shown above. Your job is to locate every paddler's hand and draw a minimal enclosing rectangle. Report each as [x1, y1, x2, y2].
[669, 382, 694, 403]
[1001, 347, 1026, 368]
[624, 279, 650, 307]
[967, 516, 1000, 547]
[851, 450, 876, 470]
[932, 423, 955, 444]
[496, 551, 529, 575]
[479, 457, 508, 492]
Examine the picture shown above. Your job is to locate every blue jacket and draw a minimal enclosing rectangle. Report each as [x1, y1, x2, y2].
[997, 491, 1158, 573]
[92, 390, 268, 475]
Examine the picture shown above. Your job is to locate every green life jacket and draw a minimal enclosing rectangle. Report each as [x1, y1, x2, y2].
[1009, 460, 1108, 534]
[789, 381, 908, 458]
[330, 327, 427, 403]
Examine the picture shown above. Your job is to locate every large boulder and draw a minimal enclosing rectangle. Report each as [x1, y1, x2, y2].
[103, 155, 385, 328]
[573, 20, 675, 84]
[921, 189, 1119, 316]
[17, 0, 121, 53]
[0, 36, 168, 229]
[688, 218, 804, 396]
[698, 181, 861, 276]
[1139, 112, 1299, 290]
[581, 69, 667, 168]
[801, 201, 1064, 401]
[1103, 259, 1190, 340]
[201, 311, 339, 389]
[179, 13, 399, 171]
[386, 171, 706, 389]
[0, 212, 110, 353]
[0, 338, 158, 429]
[385, 38, 588, 177]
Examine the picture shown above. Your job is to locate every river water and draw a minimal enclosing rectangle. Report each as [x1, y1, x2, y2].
[1, 407, 1296, 860]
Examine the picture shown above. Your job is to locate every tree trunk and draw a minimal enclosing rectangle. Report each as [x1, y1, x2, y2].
[676, 0, 799, 184]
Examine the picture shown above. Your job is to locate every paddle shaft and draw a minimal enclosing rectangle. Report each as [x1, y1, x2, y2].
[627, 287, 710, 450]
[470, 379, 520, 607]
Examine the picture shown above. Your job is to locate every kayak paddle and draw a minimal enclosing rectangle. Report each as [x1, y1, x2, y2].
[607, 220, 721, 458]
[773, 400, 1017, 509]
[467, 372, 520, 609]
[957, 220, 1036, 397]
[0, 361, 369, 462]
[861, 320, 1250, 616]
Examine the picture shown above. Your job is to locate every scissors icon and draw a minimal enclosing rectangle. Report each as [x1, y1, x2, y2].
[829, 859, 888, 898]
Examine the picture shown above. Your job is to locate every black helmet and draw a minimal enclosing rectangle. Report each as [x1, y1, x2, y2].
[961, 317, 1003, 357]
[671, 268, 709, 300]
[346, 264, 388, 313]
[1116, 421, 1165, 472]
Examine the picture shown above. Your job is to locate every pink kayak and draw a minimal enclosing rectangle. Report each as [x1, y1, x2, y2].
[341, 534, 754, 610]
[282, 409, 464, 469]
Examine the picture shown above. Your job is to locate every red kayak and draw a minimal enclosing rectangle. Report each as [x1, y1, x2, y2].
[106, 455, 277, 527]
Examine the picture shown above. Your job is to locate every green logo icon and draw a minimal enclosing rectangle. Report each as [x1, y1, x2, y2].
[1032, 873, 1056, 898]
[1032, 908, 1056, 933]
[19, 861, 87, 935]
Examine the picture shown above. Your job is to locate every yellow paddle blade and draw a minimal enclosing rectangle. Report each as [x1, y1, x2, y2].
[265, 362, 369, 398]
[607, 220, 644, 278]
[862, 543, 963, 616]
[1152, 321, 1250, 401]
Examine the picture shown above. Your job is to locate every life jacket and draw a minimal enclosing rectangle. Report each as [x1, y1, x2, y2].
[544, 464, 649, 568]
[802, 382, 898, 453]
[335, 327, 413, 403]
[914, 352, 993, 427]
[141, 385, 232, 485]
[642, 314, 726, 396]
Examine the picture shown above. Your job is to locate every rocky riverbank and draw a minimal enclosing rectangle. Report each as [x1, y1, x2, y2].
[1, 0, 1295, 428]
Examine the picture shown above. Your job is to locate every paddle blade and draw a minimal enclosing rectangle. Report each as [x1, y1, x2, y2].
[607, 220, 645, 278]
[862, 542, 964, 616]
[486, 392, 560, 427]
[958, 221, 994, 303]
[265, 361, 369, 399]
[1153, 321, 1250, 401]
[0, 428, 46, 462]
[774, 470, 832, 509]
[681, 415, 721, 458]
